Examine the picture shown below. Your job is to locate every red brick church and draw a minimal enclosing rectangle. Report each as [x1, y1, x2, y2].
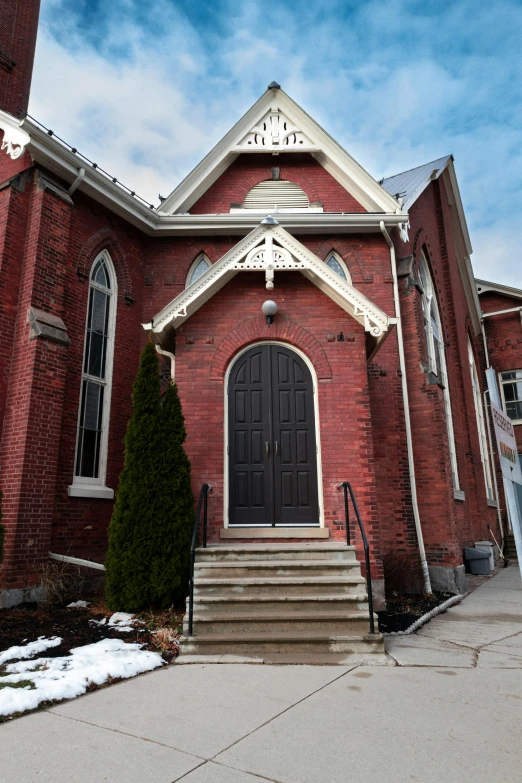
[0, 1, 517, 629]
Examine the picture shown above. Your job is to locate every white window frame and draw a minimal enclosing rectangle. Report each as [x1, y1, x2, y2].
[325, 250, 351, 283]
[418, 252, 461, 492]
[186, 253, 211, 288]
[499, 369, 522, 425]
[468, 338, 495, 500]
[68, 250, 117, 500]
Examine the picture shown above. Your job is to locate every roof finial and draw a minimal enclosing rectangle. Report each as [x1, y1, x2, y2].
[267, 81, 281, 90]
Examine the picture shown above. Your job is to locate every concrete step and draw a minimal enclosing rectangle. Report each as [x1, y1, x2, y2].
[180, 631, 385, 657]
[176, 653, 388, 666]
[193, 575, 366, 597]
[194, 560, 361, 579]
[195, 543, 356, 562]
[191, 594, 370, 614]
[185, 610, 375, 635]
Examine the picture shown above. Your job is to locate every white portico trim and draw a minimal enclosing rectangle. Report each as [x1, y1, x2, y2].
[144, 218, 395, 352]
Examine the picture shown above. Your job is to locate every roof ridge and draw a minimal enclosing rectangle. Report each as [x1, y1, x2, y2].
[382, 154, 452, 182]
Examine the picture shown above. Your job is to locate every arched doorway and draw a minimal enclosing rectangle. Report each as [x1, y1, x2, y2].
[227, 343, 320, 526]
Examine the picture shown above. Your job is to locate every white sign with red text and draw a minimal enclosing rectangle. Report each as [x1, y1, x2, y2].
[491, 402, 522, 485]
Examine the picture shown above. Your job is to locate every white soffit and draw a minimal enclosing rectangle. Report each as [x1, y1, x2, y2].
[159, 87, 402, 216]
[144, 219, 394, 347]
[476, 279, 522, 301]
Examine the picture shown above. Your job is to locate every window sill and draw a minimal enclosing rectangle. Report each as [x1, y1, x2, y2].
[68, 484, 114, 500]
[454, 490, 465, 502]
[487, 498, 499, 508]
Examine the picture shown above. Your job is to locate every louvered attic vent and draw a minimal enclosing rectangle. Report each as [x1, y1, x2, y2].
[242, 180, 310, 210]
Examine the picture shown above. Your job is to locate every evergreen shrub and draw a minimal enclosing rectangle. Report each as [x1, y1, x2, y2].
[105, 342, 194, 611]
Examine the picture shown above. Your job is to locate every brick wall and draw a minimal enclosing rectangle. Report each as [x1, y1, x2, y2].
[0, 0, 41, 117]
[394, 178, 499, 567]
[480, 290, 522, 451]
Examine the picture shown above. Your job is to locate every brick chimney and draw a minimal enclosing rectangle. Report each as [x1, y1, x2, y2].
[0, 0, 41, 117]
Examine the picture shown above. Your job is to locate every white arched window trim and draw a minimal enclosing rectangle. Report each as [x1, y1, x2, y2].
[68, 250, 117, 500]
[325, 250, 351, 283]
[186, 253, 211, 288]
[468, 338, 495, 501]
[418, 252, 461, 494]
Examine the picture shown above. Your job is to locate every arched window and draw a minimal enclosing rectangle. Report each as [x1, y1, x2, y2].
[70, 251, 117, 497]
[186, 253, 211, 287]
[468, 338, 494, 500]
[418, 252, 461, 491]
[325, 251, 351, 283]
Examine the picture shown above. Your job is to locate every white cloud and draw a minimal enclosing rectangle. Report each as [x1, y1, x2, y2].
[30, 0, 522, 286]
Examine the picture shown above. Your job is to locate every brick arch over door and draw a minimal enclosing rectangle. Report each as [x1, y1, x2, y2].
[237, 169, 321, 206]
[76, 228, 134, 302]
[210, 314, 332, 381]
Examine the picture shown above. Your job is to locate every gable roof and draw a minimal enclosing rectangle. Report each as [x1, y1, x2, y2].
[145, 218, 395, 356]
[159, 85, 403, 216]
[476, 279, 522, 302]
[383, 154, 482, 334]
[381, 156, 452, 210]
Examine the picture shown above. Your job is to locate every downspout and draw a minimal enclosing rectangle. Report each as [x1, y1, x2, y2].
[480, 316, 505, 547]
[155, 344, 176, 380]
[483, 388, 505, 546]
[380, 221, 432, 594]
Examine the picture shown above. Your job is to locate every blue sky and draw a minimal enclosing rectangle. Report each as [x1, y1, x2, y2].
[31, 0, 522, 286]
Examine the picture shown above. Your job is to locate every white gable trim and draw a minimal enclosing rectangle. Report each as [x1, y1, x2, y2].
[144, 220, 394, 349]
[159, 87, 404, 216]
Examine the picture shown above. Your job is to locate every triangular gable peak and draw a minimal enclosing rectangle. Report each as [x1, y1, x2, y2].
[160, 85, 401, 216]
[145, 218, 395, 357]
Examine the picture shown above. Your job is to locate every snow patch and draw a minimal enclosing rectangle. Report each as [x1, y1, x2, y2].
[0, 637, 62, 666]
[66, 600, 90, 608]
[0, 638, 163, 717]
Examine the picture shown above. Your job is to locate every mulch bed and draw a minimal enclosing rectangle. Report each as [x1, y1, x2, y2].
[377, 592, 454, 633]
[0, 603, 184, 664]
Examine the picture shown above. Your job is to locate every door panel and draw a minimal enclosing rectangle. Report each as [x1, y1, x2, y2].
[229, 348, 272, 525]
[228, 344, 319, 526]
[271, 346, 319, 525]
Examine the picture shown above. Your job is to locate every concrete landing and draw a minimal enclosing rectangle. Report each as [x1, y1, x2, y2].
[0, 564, 520, 783]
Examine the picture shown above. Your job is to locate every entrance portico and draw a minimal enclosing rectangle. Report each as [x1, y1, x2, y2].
[144, 220, 394, 546]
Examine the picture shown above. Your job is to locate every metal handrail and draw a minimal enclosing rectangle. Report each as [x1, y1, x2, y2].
[188, 483, 211, 637]
[339, 481, 376, 635]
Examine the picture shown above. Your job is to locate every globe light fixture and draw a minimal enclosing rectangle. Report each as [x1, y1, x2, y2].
[262, 300, 278, 327]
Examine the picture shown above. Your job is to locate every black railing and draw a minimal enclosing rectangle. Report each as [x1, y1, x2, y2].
[339, 482, 375, 635]
[188, 483, 211, 637]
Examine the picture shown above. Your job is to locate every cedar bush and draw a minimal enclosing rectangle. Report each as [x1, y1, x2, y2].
[0, 491, 4, 564]
[105, 342, 194, 612]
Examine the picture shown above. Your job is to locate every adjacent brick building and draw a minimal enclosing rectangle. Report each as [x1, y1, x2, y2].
[0, 2, 513, 606]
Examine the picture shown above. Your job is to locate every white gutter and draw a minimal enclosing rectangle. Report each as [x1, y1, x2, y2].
[380, 221, 432, 594]
[482, 305, 522, 319]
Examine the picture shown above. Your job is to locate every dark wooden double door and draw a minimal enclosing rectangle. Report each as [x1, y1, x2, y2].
[229, 344, 319, 526]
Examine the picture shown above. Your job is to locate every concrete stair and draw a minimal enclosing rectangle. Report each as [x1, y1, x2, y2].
[179, 543, 385, 665]
[505, 533, 518, 560]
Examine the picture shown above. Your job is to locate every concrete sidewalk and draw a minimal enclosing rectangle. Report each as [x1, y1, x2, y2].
[1, 565, 521, 783]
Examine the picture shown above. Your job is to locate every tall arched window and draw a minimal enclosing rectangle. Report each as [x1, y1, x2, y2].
[468, 338, 494, 500]
[418, 252, 461, 492]
[325, 251, 351, 283]
[70, 251, 117, 498]
[186, 253, 211, 287]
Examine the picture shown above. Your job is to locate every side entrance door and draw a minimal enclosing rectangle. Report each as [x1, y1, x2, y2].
[228, 344, 319, 526]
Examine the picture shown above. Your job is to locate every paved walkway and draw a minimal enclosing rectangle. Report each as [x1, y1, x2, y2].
[1, 565, 521, 783]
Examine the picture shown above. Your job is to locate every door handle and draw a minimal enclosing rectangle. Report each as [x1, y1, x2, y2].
[274, 441, 279, 457]
[265, 441, 270, 457]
